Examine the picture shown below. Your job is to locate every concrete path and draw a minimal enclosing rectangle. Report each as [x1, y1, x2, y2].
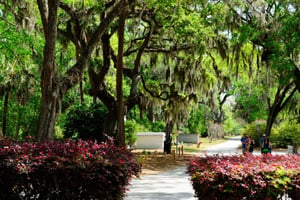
[125, 166, 195, 200]
[125, 137, 241, 200]
[201, 136, 287, 155]
[202, 136, 241, 155]
[125, 136, 288, 200]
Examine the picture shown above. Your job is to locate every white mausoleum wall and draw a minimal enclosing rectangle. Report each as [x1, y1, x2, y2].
[178, 134, 199, 143]
[134, 132, 165, 149]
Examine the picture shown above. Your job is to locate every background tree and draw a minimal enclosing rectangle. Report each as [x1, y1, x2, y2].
[225, 0, 300, 136]
[0, 1, 40, 137]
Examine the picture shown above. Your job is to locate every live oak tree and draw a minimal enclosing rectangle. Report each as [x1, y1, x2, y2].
[225, 0, 300, 136]
[138, 0, 226, 152]
[58, 0, 214, 152]
[0, 0, 298, 147]
[55, 1, 162, 145]
[36, 0, 134, 142]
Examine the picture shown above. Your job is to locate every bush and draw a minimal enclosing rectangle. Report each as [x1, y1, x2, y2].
[125, 120, 137, 147]
[0, 137, 141, 200]
[271, 121, 300, 148]
[150, 121, 165, 132]
[187, 104, 210, 136]
[187, 154, 300, 200]
[64, 103, 108, 141]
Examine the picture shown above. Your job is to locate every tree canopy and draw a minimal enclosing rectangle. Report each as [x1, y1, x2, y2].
[0, 0, 299, 151]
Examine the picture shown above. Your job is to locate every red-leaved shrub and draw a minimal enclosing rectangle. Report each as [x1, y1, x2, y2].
[187, 153, 300, 200]
[0, 136, 141, 200]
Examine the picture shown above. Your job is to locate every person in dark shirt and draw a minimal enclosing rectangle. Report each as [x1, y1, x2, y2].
[260, 134, 271, 154]
[248, 136, 255, 153]
[241, 134, 248, 154]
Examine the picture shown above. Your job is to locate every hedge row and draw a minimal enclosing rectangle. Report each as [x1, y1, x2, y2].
[187, 153, 300, 200]
[0, 136, 141, 200]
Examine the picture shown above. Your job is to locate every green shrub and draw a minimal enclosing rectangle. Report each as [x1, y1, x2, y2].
[271, 121, 300, 148]
[223, 108, 243, 136]
[125, 120, 137, 147]
[64, 103, 108, 141]
[187, 104, 209, 136]
[150, 121, 165, 132]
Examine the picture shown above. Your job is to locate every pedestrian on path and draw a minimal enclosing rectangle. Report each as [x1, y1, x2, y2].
[248, 136, 255, 153]
[260, 134, 272, 154]
[241, 134, 248, 154]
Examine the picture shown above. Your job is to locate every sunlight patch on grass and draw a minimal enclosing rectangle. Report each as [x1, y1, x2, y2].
[173, 136, 231, 153]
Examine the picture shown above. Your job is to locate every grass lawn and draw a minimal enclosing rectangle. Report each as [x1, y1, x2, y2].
[172, 136, 234, 153]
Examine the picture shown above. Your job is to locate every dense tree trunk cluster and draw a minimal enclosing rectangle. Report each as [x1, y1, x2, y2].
[36, 0, 135, 142]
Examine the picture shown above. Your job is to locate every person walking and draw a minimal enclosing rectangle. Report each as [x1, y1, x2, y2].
[260, 134, 266, 153]
[260, 134, 271, 154]
[241, 134, 248, 154]
[248, 136, 255, 153]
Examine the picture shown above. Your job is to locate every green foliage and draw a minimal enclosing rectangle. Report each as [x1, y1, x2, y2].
[64, 103, 108, 141]
[271, 121, 300, 148]
[0, 94, 40, 139]
[0, 0, 298, 148]
[125, 120, 137, 147]
[187, 104, 209, 137]
[223, 106, 243, 136]
[233, 81, 268, 123]
[128, 106, 165, 132]
[104, 69, 131, 98]
[150, 121, 165, 132]
[134, 118, 165, 132]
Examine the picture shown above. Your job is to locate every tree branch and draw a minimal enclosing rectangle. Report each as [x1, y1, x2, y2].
[62, 0, 135, 92]
[140, 74, 168, 101]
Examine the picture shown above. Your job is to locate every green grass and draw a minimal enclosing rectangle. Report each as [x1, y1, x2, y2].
[173, 136, 231, 153]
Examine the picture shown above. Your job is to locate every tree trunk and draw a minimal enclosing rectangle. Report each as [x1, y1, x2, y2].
[80, 80, 84, 104]
[36, 93, 59, 142]
[116, 7, 126, 147]
[36, 0, 59, 142]
[294, 67, 300, 92]
[103, 109, 118, 138]
[265, 85, 297, 136]
[35, 0, 132, 142]
[265, 106, 279, 137]
[2, 91, 10, 136]
[164, 120, 174, 154]
[147, 103, 154, 122]
[15, 103, 21, 139]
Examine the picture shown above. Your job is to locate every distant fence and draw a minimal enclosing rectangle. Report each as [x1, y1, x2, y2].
[136, 147, 185, 166]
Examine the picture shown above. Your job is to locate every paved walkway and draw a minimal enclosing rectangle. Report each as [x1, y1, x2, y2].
[125, 165, 195, 200]
[125, 136, 243, 200]
[125, 137, 289, 200]
[202, 136, 241, 155]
